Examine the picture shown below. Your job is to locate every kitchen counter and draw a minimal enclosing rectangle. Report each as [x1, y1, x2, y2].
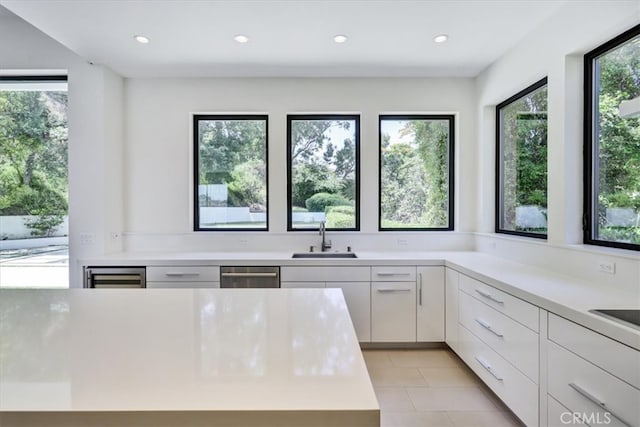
[81, 250, 640, 350]
[0, 288, 379, 426]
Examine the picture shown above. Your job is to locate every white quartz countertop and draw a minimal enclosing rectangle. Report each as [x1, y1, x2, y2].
[0, 288, 379, 414]
[81, 250, 640, 350]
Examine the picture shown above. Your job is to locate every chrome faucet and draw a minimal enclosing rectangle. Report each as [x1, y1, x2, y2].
[319, 221, 332, 252]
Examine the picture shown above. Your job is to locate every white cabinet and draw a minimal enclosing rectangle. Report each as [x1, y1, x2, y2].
[146, 266, 220, 288]
[416, 266, 445, 342]
[547, 314, 640, 427]
[445, 268, 459, 350]
[371, 281, 417, 342]
[327, 282, 371, 342]
[281, 266, 371, 342]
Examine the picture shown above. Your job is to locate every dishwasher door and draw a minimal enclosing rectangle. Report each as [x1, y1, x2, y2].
[84, 267, 146, 288]
[220, 266, 280, 288]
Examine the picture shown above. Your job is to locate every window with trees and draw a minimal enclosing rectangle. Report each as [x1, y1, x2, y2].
[496, 78, 548, 238]
[287, 114, 359, 231]
[194, 115, 268, 231]
[584, 25, 640, 251]
[379, 115, 454, 230]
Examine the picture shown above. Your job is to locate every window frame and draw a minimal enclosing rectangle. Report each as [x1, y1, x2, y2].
[192, 114, 270, 232]
[495, 77, 549, 239]
[378, 114, 455, 231]
[286, 114, 361, 232]
[584, 24, 640, 251]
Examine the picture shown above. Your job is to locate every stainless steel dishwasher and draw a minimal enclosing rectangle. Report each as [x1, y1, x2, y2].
[220, 266, 280, 288]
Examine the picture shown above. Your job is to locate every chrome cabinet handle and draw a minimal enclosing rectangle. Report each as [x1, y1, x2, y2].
[221, 272, 278, 278]
[165, 272, 200, 277]
[377, 288, 412, 293]
[418, 273, 423, 306]
[474, 356, 503, 382]
[568, 383, 632, 427]
[475, 318, 504, 338]
[475, 289, 504, 305]
[376, 272, 411, 276]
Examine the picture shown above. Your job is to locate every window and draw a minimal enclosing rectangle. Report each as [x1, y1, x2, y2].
[379, 115, 454, 230]
[496, 79, 548, 238]
[193, 115, 268, 231]
[585, 25, 640, 250]
[287, 114, 359, 231]
[0, 75, 69, 288]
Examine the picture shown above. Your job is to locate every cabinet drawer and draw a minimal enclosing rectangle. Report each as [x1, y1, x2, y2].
[548, 313, 640, 389]
[548, 340, 639, 427]
[371, 282, 416, 342]
[457, 326, 537, 427]
[459, 274, 538, 332]
[281, 282, 325, 288]
[548, 395, 587, 427]
[458, 291, 538, 382]
[146, 266, 220, 282]
[280, 266, 370, 282]
[146, 281, 220, 288]
[371, 266, 416, 281]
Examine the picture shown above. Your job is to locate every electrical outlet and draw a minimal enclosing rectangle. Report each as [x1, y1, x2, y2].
[79, 233, 95, 245]
[598, 261, 616, 275]
[397, 239, 408, 246]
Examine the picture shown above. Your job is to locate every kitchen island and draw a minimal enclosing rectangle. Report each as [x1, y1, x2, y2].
[0, 288, 379, 427]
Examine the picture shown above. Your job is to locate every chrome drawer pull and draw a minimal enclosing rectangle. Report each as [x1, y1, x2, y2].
[475, 289, 505, 305]
[475, 318, 504, 338]
[377, 288, 412, 293]
[165, 272, 200, 277]
[568, 383, 632, 427]
[474, 356, 504, 382]
[221, 272, 278, 278]
[418, 273, 423, 306]
[376, 272, 411, 276]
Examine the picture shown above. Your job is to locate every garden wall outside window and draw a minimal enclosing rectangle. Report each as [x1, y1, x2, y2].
[193, 115, 268, 231]
[496, 78, 548, 238]
[584, 25, 640, 250]
[379, 115, 454, 230]
[287, 115, 360, 231]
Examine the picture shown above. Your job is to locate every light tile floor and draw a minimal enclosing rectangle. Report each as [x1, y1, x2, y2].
[362, 348, 526, 427]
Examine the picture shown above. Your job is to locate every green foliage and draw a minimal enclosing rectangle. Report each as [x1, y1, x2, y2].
[326, 205, 354, 215]
[0, 90, 68, 236]
[305, 192, 350, 212]
[325, 211, 355, 228]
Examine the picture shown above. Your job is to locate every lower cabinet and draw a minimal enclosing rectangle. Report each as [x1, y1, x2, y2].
[416, 266, 445, 342]
[327, 282, 371, 342]
[445, 268, 460, 350]
[146, 266, 220, 288]
[371, 281, 417, 342]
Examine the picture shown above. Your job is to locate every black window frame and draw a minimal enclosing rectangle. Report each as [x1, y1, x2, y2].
[584, 24, 640, 251]
[193, 114, 270, 232]
[378, 114, 455, 231]
[495, 77, 549, 240]
[286, 114, 361, 232]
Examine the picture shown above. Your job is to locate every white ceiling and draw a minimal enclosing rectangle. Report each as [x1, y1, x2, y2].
[0, 0, 578, 78]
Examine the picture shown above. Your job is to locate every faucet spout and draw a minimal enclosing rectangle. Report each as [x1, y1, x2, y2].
[319, 221, 332, 252]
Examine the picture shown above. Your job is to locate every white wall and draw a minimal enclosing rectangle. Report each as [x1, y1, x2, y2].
[0, 15, 125, 287]
[474, 2, 640, 292]
[123, 77, 477, 252]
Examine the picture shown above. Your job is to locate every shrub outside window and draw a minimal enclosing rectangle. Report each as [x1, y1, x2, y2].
[584, 25, 640, 250]
[193, 115, 268, 231]
[287, 115, 360, 231]
[496, 78, 548, 238]
[379, 115, 454, 230]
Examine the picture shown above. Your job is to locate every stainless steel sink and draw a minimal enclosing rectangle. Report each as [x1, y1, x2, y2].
[589, 309, 640, 330]
[292, 252, 357, 259]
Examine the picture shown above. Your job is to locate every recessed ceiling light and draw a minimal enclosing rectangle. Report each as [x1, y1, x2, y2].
[234, 34, 249, 44]
[134, 35, 150, 44]
[433, 34, 448, 43]
[333, 34, 348, 44]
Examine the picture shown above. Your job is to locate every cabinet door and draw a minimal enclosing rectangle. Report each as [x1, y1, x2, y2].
[445, 268, 459, 350]
[371, 282, 416, 342]
[146, 281, 220, 288]
[416, 266, 445, 342]
[327, 282, 371, 342]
